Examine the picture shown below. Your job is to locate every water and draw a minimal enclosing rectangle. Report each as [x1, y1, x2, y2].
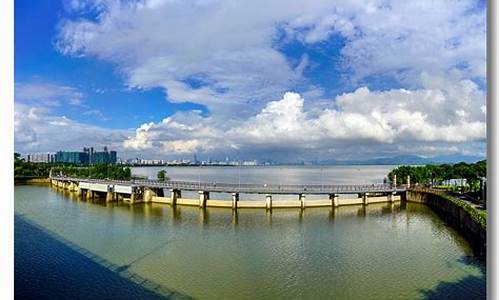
[132, 165, 396, 200]
[15, 166, 486, 300]
[132, 165, 394, 184]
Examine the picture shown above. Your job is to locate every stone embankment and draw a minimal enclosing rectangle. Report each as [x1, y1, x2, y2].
[14, 177, 51, 185]
[407, 188, 486, 258]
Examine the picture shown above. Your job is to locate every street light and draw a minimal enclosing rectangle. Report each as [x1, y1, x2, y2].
[321, 167, 324, 191]
[198, 163, 201, 189]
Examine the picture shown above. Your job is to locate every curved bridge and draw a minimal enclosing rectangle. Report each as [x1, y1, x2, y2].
[51, 176, 407, 194]
[50, 176, 408, 209]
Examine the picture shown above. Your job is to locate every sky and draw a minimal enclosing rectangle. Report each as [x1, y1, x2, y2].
[14, 0, 487, 162]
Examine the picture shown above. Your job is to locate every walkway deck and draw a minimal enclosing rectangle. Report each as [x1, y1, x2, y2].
[52, 176, 406, 194]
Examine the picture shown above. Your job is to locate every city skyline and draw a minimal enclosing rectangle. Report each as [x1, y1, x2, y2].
[15, 0, 486, 161]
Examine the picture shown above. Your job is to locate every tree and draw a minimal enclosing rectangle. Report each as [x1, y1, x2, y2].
[388, 160, 486, 192]
[157, 170, 168, 182]
[14, 153, 23, 162]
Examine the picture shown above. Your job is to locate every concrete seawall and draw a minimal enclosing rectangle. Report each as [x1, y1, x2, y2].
[15, 177, 51, 185]
[407, 190, 486, 258]
[150, 195, 401, 208]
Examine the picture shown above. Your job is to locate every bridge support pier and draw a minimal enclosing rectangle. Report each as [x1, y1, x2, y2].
[266, 194, 272, 210]
[363, 193, 368, 205]
[106, 191, 115, 202]
[329, 194, 339, 207]
[232, 193, 239, 210]
[144, 188, 158, 203]
[85, 189, 93, 200]
[199, 191, 209, 208]
[130, 192, 142, 203]
[299, 194, 306, 209]
[388, 192, 395, 203]
[170, 189, 181, 205]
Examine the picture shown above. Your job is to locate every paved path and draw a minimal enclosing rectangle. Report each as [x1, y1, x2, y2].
[52, 176, 407, 194]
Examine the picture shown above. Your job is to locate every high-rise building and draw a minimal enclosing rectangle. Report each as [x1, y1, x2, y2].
[25, 152, 56, 163]
[54, 147, 117, 164]
[55, 151, 89, 164]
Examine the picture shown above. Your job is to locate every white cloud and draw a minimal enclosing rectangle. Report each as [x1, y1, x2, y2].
[123, 72, 486, 159]
[15, 82, 85, 106]
[48, 0, 486, 160]
[14, 104, 130, 154]
[56, 0, 486, 115]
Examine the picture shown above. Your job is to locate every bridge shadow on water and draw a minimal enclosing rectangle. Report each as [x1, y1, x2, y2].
[15, 214, 193, 300]
[418, 256, 486, 300]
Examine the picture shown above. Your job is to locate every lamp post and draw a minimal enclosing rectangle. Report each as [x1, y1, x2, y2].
[198, 163, 201, 190]
[321, 167, 324, 191]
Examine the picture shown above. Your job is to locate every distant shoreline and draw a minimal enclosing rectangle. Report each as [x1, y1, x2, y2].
[127, 164, 402, 167]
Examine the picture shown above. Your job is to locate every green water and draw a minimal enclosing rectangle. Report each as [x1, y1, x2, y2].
[15, 185, 485, 299]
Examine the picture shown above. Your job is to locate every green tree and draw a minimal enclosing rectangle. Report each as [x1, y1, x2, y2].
[157, 170, 168, 182]
[388, 160, 487, 191]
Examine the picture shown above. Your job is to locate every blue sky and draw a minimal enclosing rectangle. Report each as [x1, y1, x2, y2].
[15, 0, 486, 161]
[15, 0, 207, 129]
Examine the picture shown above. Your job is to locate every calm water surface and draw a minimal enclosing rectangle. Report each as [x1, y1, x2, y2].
[132, 165, 397, 200]
[15, 166, 486, 299]
[132, 165, 395, 184]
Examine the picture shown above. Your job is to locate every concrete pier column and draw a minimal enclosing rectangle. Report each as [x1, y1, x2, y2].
[266, 194, 272, 210]
[170, 189, 181, 205]
[106, 191, 115, 202]
[362, 193, 368, 205]
[231, 192, 239, 210]
[393, 174, 397, 189]
[329, 194, 339, 207]
[130, 193, 140, 203]
[299, 194, 306, 209]
[199, 191, 209, 208]
[85, 189, 93, 200]
[388, 192, 395, 203]
[144, 188, 157, 203]
[407, 176, 411, 188]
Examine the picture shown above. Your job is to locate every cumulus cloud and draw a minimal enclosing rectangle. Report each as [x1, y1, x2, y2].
[15, 82, 85, 106]
[123, 71, 486, 159]
[124, 110, 225, 153]
[55, 0, 485, 114]
[14, 103, 130, 154]
[44, 0, 487, 160]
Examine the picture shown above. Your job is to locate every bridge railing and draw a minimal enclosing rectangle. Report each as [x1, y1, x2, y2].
[50, 175, 406, 193]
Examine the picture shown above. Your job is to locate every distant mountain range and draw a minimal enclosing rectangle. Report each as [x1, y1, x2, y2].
[313, 154, 485, 165]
